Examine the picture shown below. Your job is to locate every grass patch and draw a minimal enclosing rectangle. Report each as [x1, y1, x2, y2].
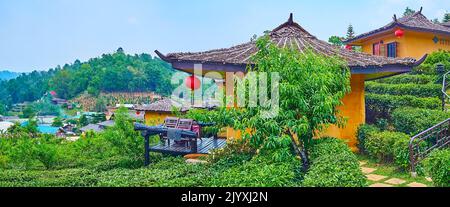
[357, 154, 433, 187]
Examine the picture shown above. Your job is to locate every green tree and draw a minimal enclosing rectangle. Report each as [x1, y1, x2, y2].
[92, 113, 106, 124]
[52, 117, 64, 127]
[22, 105, 36, 118]
[346, 24, 355, 39]
[432, 18, 440, 24]
[78, 114, 89, 127]
[198, 36, 351, 171]
[444, 13, 450, 23]
[0, 102, 6, 115]
[328, 36, 344, 46]
[403, 7, 416, 17]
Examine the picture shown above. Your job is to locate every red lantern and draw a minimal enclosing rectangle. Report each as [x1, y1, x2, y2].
[185, 75, 201, 90]
[345, 45, 352, 50]
[395, 29, 404, 38]
[50, 91, 57, 97]
[136, 111, 141, 116]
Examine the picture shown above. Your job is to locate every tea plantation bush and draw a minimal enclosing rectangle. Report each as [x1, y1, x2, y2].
[302, 138, 367, 187]
[365, 82, 441, 98]
[424, 149, 450, 187]
[366, 93, 441, 122]
[364, 131, 410, 166]
[356, 124, 379, 153]
[392, 107, 450, 135]
[0, 152, 301, 187]
[375, 74, 436, 84]
[361, 130, 424, 171]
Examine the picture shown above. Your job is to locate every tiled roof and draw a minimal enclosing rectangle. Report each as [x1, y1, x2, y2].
[345, 9, 450, 43]
[441, 22, 450, 28]
[135, 99, 190, 112]
[80, 124, 104, 133]
[156, 14, 422, 72]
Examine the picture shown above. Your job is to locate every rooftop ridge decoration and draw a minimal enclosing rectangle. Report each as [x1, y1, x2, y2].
[345, 7, 450, 44]
[156, 13, 426, 74]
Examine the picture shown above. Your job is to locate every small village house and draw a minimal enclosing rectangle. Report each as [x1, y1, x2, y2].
[135, 99, 190, 126]
[345, 8, 450, 60]
[155, 14, 425, 150]
[79, 120, 116, 134]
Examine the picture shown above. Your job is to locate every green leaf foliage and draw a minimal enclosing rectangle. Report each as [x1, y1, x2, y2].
[365, 82, 441, 98]
[424, 149, 450, 187]
[366, 93, 441, 122]
[356, 124, 380, 154]
[374, 74, 436, 85]
[392, 107, 450, 135]
[302, 138, 367, 187]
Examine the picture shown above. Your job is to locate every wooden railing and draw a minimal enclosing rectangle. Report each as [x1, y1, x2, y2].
[409, 118, 450, 176]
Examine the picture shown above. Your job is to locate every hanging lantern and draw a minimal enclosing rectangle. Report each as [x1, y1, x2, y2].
[345, 45, 352, 50]
[136, 111, 141, 116]
[50, 91, 57, 97]
[395, 29, 404, 38]
[185, 75, 201, 90]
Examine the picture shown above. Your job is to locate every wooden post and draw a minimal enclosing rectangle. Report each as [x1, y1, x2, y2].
[144, 133, 150, 166]
[190, 138, 198, 153]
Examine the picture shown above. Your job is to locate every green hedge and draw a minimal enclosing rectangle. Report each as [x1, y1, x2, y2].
[424, 149, 450, 187]
[364, 130, 412, 171]
[392, 107, 450, 135]
[375, 74, 436, 84]
[366, 93, 441, 122]
[356, 124, 379, 154]
[366, 82, 441, 98]
[302, 138, 367, 187]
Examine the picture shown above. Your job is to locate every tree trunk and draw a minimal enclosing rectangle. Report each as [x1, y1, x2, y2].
[288, 132, 310, 172]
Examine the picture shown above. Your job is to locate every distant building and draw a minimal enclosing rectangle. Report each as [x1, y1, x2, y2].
[51, 98, 69, 106]
[80, 124, 104, 133]
[0, 121, 14, 133]
[135, 99, 190, 126]
[345, 8, 450, 60]
[11, 103, 28, 113]
[79, 120, 115, 134]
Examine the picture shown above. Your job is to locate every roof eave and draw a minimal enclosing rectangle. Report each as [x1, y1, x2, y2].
[344, 23, 450, 44]
[351, 54, 426, 74]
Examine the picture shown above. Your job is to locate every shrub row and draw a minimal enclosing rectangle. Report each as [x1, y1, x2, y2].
[366, 93, 441, 122]
[424, 149, 450, 187]
[392, 107, 450, 135]
[375, 74, 436, 84]
[302, 138, 367, 187]
[357, 126, 412, 171]
[356, 124, 380, 154]
[365, 82, 442, 98]
[0, 153, 300, 187]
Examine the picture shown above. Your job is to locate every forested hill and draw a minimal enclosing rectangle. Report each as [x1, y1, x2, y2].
[0, 49, 176, 105]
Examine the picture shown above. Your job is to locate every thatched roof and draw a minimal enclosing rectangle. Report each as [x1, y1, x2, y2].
[345, 8, 450, 43]
[156, 14, 425, 75]
[442, 22, 450, 28]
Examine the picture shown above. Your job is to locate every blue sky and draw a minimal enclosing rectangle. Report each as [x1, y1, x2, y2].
[0, 0, 448, 72]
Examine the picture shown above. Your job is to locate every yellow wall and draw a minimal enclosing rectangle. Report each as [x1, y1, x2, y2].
[359, 29, 450, 59]
[144, 111, 174, 126]
[319, 74, 365, 151]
